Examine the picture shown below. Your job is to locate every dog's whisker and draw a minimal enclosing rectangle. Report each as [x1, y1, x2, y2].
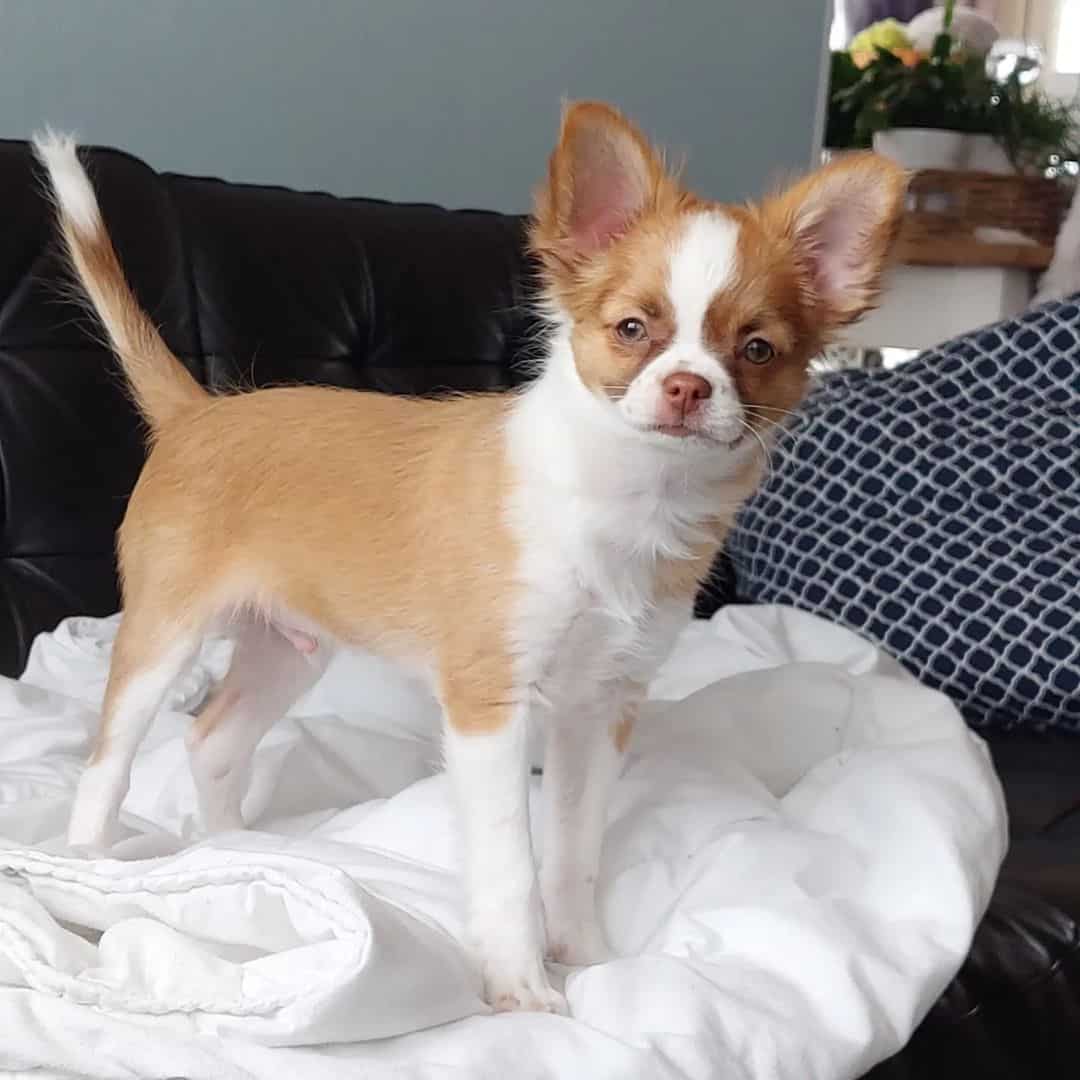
[738, 417, 775, 476]
[744, 404, 802, 419]
[741, 413, 787, 435]
[743, 408, 803, 429]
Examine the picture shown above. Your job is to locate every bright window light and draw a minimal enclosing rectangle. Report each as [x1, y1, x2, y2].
[1057, 0, 1080, 74]
[830, 2, 849, 50]
[882, 348, 920, 370]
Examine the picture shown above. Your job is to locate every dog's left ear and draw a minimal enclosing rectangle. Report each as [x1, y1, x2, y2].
[767, 153, 908, 331]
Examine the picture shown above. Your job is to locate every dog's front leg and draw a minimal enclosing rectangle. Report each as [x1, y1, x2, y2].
[443, 698, 564, 1013]
[540, 684, 640, 966]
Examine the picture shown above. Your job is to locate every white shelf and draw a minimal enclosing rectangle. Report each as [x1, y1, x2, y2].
[839, 265, 1036, 351]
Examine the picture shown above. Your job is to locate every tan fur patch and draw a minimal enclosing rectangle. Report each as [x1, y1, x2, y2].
[107, 387, 520, 741]
[611, 712, 634, 754]
[567, 216, 683, 398]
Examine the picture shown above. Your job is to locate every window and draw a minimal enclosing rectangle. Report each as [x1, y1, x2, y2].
[1056, 0, 1080, 72]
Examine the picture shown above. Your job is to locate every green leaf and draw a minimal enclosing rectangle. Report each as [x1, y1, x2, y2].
[825, 27, 1080, 165]
[874, 46, 904, 67]
[931, 31, 952, 62]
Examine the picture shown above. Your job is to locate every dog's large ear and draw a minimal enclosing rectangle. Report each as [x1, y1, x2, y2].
[766, 153, 908, 331]
[530, 101, 676, 275]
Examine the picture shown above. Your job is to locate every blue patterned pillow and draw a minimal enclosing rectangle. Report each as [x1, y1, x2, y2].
[725, 296, 1080, 731]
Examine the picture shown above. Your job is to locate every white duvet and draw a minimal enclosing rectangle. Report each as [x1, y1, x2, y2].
[0, 604, 1006, 1080]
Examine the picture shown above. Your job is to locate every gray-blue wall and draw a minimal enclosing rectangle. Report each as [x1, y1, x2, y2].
[2, 0, 830, 212]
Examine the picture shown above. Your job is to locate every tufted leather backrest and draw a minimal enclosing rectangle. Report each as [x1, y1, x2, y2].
[0, 140, 540, 675]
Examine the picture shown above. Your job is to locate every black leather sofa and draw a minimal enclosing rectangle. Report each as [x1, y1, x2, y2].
[1, 139, 1077, 1077]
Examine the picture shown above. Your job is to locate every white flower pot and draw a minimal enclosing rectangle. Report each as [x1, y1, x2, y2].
[872, 128, 1015, 174]
[964, 134, 1013, 175]
[873, 128, 967, 170]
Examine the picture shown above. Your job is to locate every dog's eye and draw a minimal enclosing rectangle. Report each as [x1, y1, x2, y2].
[742, 338, 775, 365]
[615, 318, 648, 344]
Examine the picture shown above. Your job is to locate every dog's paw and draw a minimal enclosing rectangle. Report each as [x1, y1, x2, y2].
[476, 941, 567, 1014]
[483, 967, 567, 1015]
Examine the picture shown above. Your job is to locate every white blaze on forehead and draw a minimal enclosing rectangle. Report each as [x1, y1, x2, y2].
[667, 211, 740, 347]
[611, 207, 745, 443]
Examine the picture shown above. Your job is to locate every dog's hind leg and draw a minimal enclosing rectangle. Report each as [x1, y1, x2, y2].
[186, 617, 327, 834]
[68, 609, 204, 851]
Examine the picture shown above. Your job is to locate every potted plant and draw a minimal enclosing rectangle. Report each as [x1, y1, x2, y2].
[827, 0, 1079, 175]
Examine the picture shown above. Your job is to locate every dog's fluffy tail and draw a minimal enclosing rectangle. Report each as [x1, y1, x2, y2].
[32, 130, 207, 433]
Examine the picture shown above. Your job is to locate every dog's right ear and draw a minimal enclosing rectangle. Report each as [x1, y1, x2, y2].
[530, 101, 677, 276]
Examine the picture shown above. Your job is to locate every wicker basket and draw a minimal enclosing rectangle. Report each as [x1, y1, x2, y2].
[898, 169, 1073, 269]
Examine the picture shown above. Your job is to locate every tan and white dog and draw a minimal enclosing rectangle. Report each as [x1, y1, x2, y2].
[34, 103, 905, 1014]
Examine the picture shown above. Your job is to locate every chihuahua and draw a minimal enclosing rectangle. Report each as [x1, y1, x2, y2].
[35, 102, 905, 1013]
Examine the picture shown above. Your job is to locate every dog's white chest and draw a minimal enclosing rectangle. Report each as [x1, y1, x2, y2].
[504, 362, 735, 707]
[512, 488, 693, 707]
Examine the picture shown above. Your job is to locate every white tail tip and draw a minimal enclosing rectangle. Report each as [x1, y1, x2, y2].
[32, 127, 100, 234]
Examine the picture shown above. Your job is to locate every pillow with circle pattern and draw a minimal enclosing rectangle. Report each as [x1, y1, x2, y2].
[720, 295, 1080, 731]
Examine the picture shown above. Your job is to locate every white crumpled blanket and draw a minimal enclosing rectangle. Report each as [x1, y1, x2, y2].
[0, 605, 1006, 1080]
